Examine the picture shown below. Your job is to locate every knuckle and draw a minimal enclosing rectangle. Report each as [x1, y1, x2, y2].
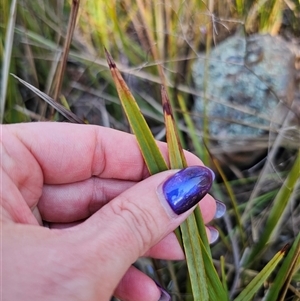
[110, 197, 158, 254]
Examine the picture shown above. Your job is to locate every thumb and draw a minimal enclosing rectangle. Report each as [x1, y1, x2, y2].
[79, 166, 214, 291]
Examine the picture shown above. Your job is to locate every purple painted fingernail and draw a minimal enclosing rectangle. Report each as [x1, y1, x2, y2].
[155, 281, 171, 301]
[208, 226, 219, 244]
[214, 200, 226, 219]
[162, 166, 214, 215]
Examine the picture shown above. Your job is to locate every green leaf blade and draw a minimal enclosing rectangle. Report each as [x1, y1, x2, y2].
[264, 233, 300, 301]
[105, 49, 168, 175]
[181, 214, 209, 301]
[162, 86, 228, 301]
[245, 151, 300, 265]
[234, 246, 287, 301]
[161, 86, 187, 169]
[11, 74, 84, 124]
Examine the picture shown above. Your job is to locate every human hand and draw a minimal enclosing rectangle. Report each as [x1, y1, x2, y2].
[1, 122, 224, 301]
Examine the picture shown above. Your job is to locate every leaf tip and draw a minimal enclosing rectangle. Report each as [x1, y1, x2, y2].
[161, 86, 173, 117]
[281, 244, 290, 254]
[104, 48, 116, 69]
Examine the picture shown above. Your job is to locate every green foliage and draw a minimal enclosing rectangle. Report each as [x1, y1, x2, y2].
[106, 51, 228, 300]
[234, 247, 287, 301]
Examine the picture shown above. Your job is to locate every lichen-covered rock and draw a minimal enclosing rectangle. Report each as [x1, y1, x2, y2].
[192, 34, 296, 168]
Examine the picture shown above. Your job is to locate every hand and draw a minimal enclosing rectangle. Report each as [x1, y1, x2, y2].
[1, 122, 222, 301]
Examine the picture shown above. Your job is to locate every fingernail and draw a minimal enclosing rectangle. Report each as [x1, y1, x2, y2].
[156, 282, 171, 301]
[214, 200, 226, 219]
[206, 167, 216, 181]
[208, 226, 219, 244]
[162, 166, 214, 215]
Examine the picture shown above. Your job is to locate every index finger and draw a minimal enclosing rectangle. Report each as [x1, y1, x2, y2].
[8, 122, 203, 184]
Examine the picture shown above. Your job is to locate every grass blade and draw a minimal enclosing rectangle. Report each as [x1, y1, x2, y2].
[11, 74, 84, 124]
[245, 150, 300, 265]
[161, 86, 187, 168]
[177, 94, 204, 159]
[162, 87, 228, 300]
[162, 86, 209, 299]
[52, 0, 80, 101]
[105, 49, 168, 174]
[1, 0, 17, 123]
[264, 233, 300, 301]
[234, 245, 287, 301]
[181, 215, 209, 300]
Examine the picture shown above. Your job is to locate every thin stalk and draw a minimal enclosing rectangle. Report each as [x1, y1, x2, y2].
[52, 0, 80, 102]
[1, 0, 17, 123]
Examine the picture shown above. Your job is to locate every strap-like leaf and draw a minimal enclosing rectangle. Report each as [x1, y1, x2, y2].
[162, 86, 228, 300]
[105, 49, 168, 174]
[245, 151, 300, 265]
[161, 86, 187, 168]
[264, 233, 300, 301]
[11, 74, 84, 124]
[181, 214, 209, 300]
[106, 50, 228, 300]
[234, 246, 287, 301]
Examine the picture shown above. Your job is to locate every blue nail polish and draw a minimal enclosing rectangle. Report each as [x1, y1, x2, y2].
[155, 281, 171, 301]
[208, 226, 219, 244]
[214, 200, 226, 219]
[158, 287, 171, 301]
[162, 166, 214, 215]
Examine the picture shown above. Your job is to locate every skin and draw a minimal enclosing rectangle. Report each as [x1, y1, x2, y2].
[1, 122, 217, 301]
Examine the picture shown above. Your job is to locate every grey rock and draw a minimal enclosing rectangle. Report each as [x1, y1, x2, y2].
[192, 34, 297, 167]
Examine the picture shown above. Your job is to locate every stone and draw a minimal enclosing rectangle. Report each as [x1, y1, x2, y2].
[192, 34, 297, 169]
